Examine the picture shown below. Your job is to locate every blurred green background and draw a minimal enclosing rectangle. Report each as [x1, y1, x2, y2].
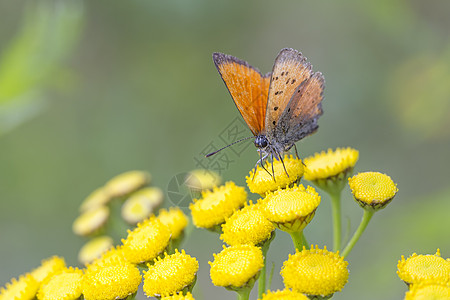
[1, 0, 450, 299]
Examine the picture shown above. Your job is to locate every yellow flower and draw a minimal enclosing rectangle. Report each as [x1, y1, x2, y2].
[0, 273, 39, 300]
[260, 184, 320, 232]
[37, 268, 83, 300]
[105, 170, 151, 198]
[143, 250, 199, 298]
[304, 147, 359, 181]
[348, 172, 398, 210]
[157, 207, 189, 240]
[78, 235, 114, 265]
[30, 256, 66, 284]
[190, 181, 247, 231]
[405, 283, 450, 300]
[281, 245, 349, 297]
[221, 202, 275, 246]
[246, 155, 304, 195]
[121, 216, 171, 264]
[259, 289, 309, 300]
[397, 249, 450, 286]
[79, 187, 111, 213]
[121, 187, 164, 224]
[88, 245, 128, 268]
[82, 261, 141, 300]
[72, 205, 109, 236]
[209, 244, 264, 290]
[185, 169, 221, 191]
[161, 292, 195, 300]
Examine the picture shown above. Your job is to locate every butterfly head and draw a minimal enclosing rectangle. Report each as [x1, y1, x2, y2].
[254, 134, 269, 149]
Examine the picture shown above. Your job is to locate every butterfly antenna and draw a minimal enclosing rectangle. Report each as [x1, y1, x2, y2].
[205, 136, 254, 157]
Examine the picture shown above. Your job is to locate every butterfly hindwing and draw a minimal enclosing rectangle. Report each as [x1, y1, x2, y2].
[275, 72, 325, 146]
[265, 48, 314, 138]
[213, 53, 270, 135]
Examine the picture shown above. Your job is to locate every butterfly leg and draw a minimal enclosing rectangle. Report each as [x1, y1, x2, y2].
[293, 143, 300, 159]
[276, 149, 290, 178]
[252, 150, 271, 180]
[270, 152, 276, 182]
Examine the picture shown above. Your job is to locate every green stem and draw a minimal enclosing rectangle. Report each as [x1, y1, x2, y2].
[342, 209, 374, 257]
[289, 230, 304, 251]
[302, 233, 309, 249]
[236, 287, 251, 300]
[258, 231, 274, 298]
[330, 191, 342, 252]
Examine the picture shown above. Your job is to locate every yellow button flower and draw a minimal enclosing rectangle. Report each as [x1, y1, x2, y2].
[304, 147, 359, 181]
[190, 181, 247, 231]
[37, 267, 83, 300]
[79, 187, 111, 213]
[348, 172, 398, 210]
[209, 244, 264, 290]
[221, 202, 275, 246]
[260, 184, 320, 233]
[72, 205, 109, 236]
[105, 170, 151, 198]
[143, 250, 199, 298]
[405, 283, 450, 300]
[185, 169, 221, 191]
[157, 207, 189, 240]
[30, 256, 66, 284]
[82, 261, 141, 300]
[121, 187, 163, 225]
[78, 235, 114, 265]
[281, 245, 349, 297]
[246, 155, 304, 196]
[121, 216, 171, 264]
[397, 249, 450, 286]
[88, 245, 128, 268]
[0, 273, 39, 300]
[259, 289, 309, 300]
[161, 292, 195, 300]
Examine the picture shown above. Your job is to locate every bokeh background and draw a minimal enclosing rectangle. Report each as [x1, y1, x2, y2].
[1, 1, 450, 299]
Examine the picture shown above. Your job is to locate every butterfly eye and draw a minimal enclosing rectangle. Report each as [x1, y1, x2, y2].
[254, 135, 268, 148]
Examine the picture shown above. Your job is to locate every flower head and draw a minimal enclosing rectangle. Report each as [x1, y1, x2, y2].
[161, 292, 195, 300]
[259, 289, 309, 300]
[88, 246, 128, 268]
[78, 235, 114, 265]
[247, 155, 304, 195]
[0, 273, 39, 300]
[209, 244, 264, 290]
[304, 148, 358, 193]
[349, 172, 398, 210]
[157, 207, 189, 240]
[185, 169, 221, 191]
[405, 283, 450, 300]
[121, 187, 164, 224]
[37, 267, 83, 300]
[221, 202, 275, 246]
[190, 181, 247, 231]
[281, 245, 349, 297]
[105, 170, 151, 198]
[260, 184, 320, 232]
[397, 249, 450, 286]
[79, 187, 111, 212]
[30, 256, 66, 284]
[82, 260, 141, 300]
[72, 205, 109, 236]
[143, 250, 199, 298]
[122, 216, 171, 264]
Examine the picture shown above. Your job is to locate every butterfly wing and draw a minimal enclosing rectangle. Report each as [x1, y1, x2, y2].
[213, 53, 271, 135]
[275, 72, 325, 146]
[265, 48, 313, 138]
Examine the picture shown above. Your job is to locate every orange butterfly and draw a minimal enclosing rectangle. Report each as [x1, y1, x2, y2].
[209, 48, 324, 176]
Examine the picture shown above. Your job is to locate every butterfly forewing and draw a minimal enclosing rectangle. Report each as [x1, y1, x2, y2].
[213, 53, 270, 135]
[265, 48, 313, 136]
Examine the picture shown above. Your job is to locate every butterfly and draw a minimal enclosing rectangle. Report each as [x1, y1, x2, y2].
[208, 48, 325, 177]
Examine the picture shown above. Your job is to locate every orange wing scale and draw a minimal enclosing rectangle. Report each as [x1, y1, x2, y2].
[213, 53, 270, 135]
